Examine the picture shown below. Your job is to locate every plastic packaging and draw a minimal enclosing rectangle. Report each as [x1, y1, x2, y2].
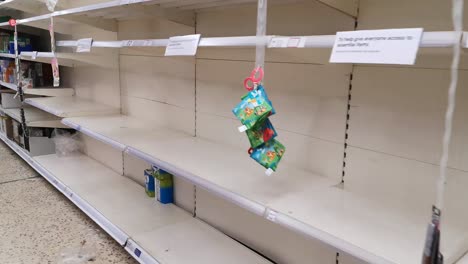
[249, 139, 285, 172]
[57, 235, 97, 264]
[46, 0, 58, 12]
[246, 117, 277, 149]
[53, 129, 81, 157]
[233, 85, 274, 131]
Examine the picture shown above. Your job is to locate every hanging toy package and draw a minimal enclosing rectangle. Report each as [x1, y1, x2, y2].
[232, 84, 274, 132]
[246, 117, 277, 148]
[249, 139, 285, 175]
[232, 66, 285, 176]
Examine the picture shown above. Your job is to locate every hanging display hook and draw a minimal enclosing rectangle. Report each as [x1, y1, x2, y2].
[243, 67, 264, 91]
[8, 19, 16, 27]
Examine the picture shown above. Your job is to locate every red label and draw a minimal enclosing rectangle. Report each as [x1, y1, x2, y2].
[8, 19, 16, 27]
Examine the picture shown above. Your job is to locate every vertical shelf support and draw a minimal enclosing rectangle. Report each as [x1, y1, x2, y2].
[12, 21, 30, 150]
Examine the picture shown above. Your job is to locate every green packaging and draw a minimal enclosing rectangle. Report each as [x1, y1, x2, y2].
[250, 139, 286, 172]
[232, 86, 274, 130]
[246, 117, 277, 149]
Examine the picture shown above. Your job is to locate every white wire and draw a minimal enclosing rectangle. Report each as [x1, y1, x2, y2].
[435, 0, 464, 211]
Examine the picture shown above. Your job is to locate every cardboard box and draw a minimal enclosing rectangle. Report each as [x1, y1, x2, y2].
[28, 136, 55, 156]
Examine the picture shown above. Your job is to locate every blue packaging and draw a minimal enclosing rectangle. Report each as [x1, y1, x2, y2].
[153, 167, 174, 204]
[9, 38, 32, 54]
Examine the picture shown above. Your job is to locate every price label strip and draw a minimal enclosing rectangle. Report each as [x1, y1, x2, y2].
[269, 36, 306, 48]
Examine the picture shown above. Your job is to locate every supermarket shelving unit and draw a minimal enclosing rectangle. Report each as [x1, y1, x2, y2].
[1, 1, 468, 264]
[0, 105, 65, 128]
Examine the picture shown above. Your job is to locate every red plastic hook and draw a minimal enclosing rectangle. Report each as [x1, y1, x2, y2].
[8, 19, 17, 27]
[243, 67, 264, 91]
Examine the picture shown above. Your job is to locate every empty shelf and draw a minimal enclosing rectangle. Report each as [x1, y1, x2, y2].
[0, 80, 74, 96]
[61, 114, 468, 264]
[33, 153, 271, 264]
[0, 80, 17, 90]
[2, 106, 66, 128]
[25, 96, 119, 118]
[20, 52, 91, 67]
[22, 87, 75, 97]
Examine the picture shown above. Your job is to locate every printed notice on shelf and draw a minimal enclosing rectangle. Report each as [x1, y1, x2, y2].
[165, 34, 201, 56]
[330, 28, 423, 65]
[76, 38, 93, 53]
[269, 37, 306, 48]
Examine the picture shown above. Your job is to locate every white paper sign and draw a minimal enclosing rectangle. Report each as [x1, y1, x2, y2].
[165, 34, 201, 56]
[76, 38, 93, 53]
[269, 37, 306, 48]
[330, 28, 423, 65]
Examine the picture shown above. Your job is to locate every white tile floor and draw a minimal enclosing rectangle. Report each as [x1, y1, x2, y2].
[0, 141, 137, 264]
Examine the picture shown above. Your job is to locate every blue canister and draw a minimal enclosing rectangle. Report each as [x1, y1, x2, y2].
[153, 167, 174, 204]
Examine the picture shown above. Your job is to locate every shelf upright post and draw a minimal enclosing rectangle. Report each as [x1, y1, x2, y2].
[12, 21, 30, 151]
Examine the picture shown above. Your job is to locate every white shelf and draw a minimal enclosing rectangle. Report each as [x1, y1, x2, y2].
[32, 153, 271, 264]
[0, 53, 16, 59]
[0, 79, 74, 97]
[20, 51, 118, 68]
[0, 131, 269, 263]
[20, 52, 79, 67]
[0, 80, 17, 90]
[24, 96, 120, 118]
[60, 114, 468, 264]
[23, 87, 75, 97]
[1, 106, 66, 128]
[0, 0, 54, 11]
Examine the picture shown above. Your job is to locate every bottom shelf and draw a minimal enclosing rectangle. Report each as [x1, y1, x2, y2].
[0, 133, 270, 264]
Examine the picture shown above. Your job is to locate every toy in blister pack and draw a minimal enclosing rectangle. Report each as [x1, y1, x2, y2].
[232, 86, 274, 132]
[246, 117, 277, 149]
[249, 139, 286, 174]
